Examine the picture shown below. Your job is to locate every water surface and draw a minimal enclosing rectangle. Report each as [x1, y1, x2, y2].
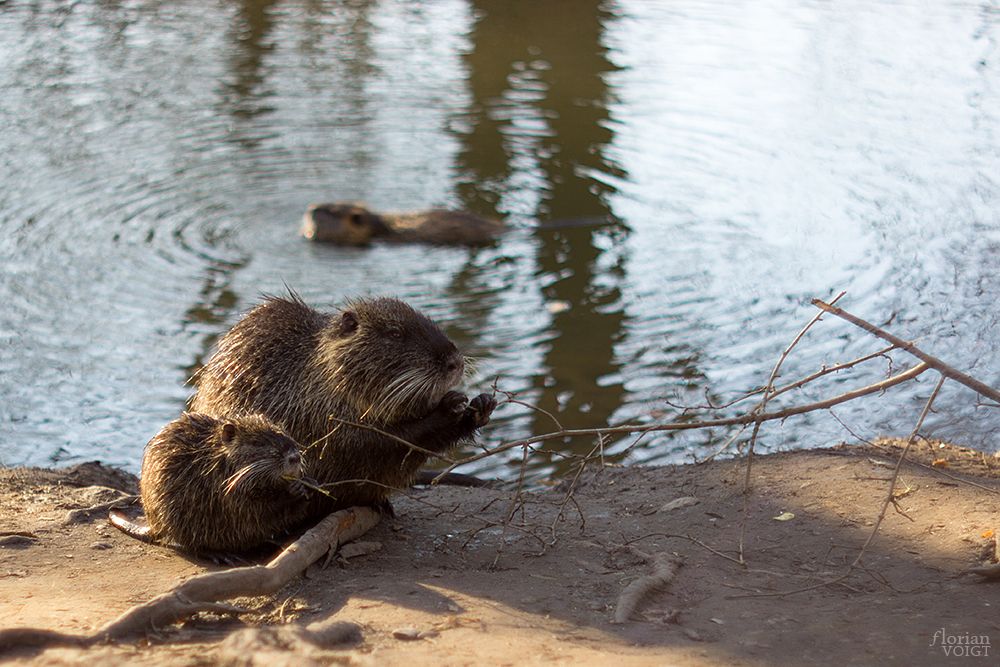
[1, 0, 998, 480]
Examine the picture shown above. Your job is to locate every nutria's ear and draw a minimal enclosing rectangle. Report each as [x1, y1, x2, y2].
[221, 423, 237, 443]
[339, 311, 358, 336]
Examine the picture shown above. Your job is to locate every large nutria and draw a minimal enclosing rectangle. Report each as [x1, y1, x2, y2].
[301, 202, 504, 246]
[111, 412, 310, 557]
[189, 294, 496, 517]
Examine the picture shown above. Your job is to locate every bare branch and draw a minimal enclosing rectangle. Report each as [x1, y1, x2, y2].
[448, 361, 931, 470]
[812, 299, 1000, 403]
[851, 372, 946, 568]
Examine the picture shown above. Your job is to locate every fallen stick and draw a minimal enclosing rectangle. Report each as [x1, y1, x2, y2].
[968, 563, 1000, 580]
[445, 361, 931, 472]
[0, 506, 381, 652]
[97, 505, 381, 641]
[613, 550, 684, 623]
[811, 299, 1000, 404]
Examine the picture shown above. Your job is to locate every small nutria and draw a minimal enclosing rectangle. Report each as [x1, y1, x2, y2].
[301, 202, 504, 246]
[112, 412, 310, 557]
[189, 293, 496, 517]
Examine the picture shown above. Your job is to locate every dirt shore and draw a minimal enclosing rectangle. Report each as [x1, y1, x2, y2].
[2, 438, 999, 666]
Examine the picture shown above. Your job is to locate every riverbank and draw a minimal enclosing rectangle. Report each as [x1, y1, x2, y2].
[2, 438, 999, 666]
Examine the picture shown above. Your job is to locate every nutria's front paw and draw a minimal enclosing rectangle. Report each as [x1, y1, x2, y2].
[440, 390, 470, 416]
[464, 393, 496, 428]
[288, 477, 314, 500]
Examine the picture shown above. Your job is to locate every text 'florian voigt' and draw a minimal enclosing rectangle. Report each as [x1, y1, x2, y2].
[929, 629, 991, 657]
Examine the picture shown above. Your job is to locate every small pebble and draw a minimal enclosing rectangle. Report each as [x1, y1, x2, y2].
[392, 627, 423, 641]
[301, 620, 362, 648]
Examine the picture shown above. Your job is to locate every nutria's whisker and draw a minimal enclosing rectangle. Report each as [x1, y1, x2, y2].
[187, 293, 496, 519]
[462, 356, 477, 382]
[224, 457, 274, 494]
[132, 412, 309, 557]
[375, 369, 427, 420]
[224, 465, 253, 494]
[366, 369, 414, 421]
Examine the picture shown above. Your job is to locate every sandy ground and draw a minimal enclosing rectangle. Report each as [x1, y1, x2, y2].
[1, 438, 999, 666]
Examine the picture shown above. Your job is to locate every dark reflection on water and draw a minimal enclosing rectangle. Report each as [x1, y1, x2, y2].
[223, 0, 280, 123]
[455, 0, 629, 467]
[1, 0, 999, 477]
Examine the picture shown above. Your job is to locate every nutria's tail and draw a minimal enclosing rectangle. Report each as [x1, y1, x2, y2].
[413, 470, 495, 488]
[108, 509, 153, 543]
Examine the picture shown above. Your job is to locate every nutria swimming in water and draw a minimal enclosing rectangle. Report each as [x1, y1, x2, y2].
[110, 412, 310, 558]
[189, 293, 496, 517]
[301, 202, 504, 246]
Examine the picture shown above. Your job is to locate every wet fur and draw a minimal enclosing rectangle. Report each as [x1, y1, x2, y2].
[301, 203, 502, 246]
[189, 294, 496, 516]
[139, 412, 308, 556]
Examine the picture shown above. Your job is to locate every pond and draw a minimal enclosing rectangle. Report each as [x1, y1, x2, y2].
[2, 0, 999, 481]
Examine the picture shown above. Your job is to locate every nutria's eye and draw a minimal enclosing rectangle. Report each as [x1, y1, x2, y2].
[339, 311, 358, 336]
[387, 326, 404, 341]
[221, 423, 237, 443]
[350, 213, 363, 226]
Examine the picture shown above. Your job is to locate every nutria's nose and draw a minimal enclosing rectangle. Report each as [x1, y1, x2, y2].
[442, 343, 463, 376]
[286, 450, 301, 468]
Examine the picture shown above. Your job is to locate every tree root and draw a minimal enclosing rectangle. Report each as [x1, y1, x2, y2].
[968, 563, 1000, 581]
[0, 506, 381, 653]
[613, 550, 684, 623]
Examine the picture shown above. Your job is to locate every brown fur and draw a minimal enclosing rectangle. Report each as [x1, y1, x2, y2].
[189, 294, 495, 517]
[138, 412, 308, 556]
[301, 202, 503, 246]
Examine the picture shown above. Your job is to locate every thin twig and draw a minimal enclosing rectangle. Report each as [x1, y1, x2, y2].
[855, 372, 944, 566]
[492, 441, 535, 567]
[315, 418, 455, 463]
[626, 532, 745, 567]
[729, 372, 949, 600]
[867, 441, 1000, 496]
[812, 299, 1000, 403]
[695, 423, 749, 464]
[737, 292, 846, 562]
[443, 361, 930, 473]
[765, 344, 899, 403]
